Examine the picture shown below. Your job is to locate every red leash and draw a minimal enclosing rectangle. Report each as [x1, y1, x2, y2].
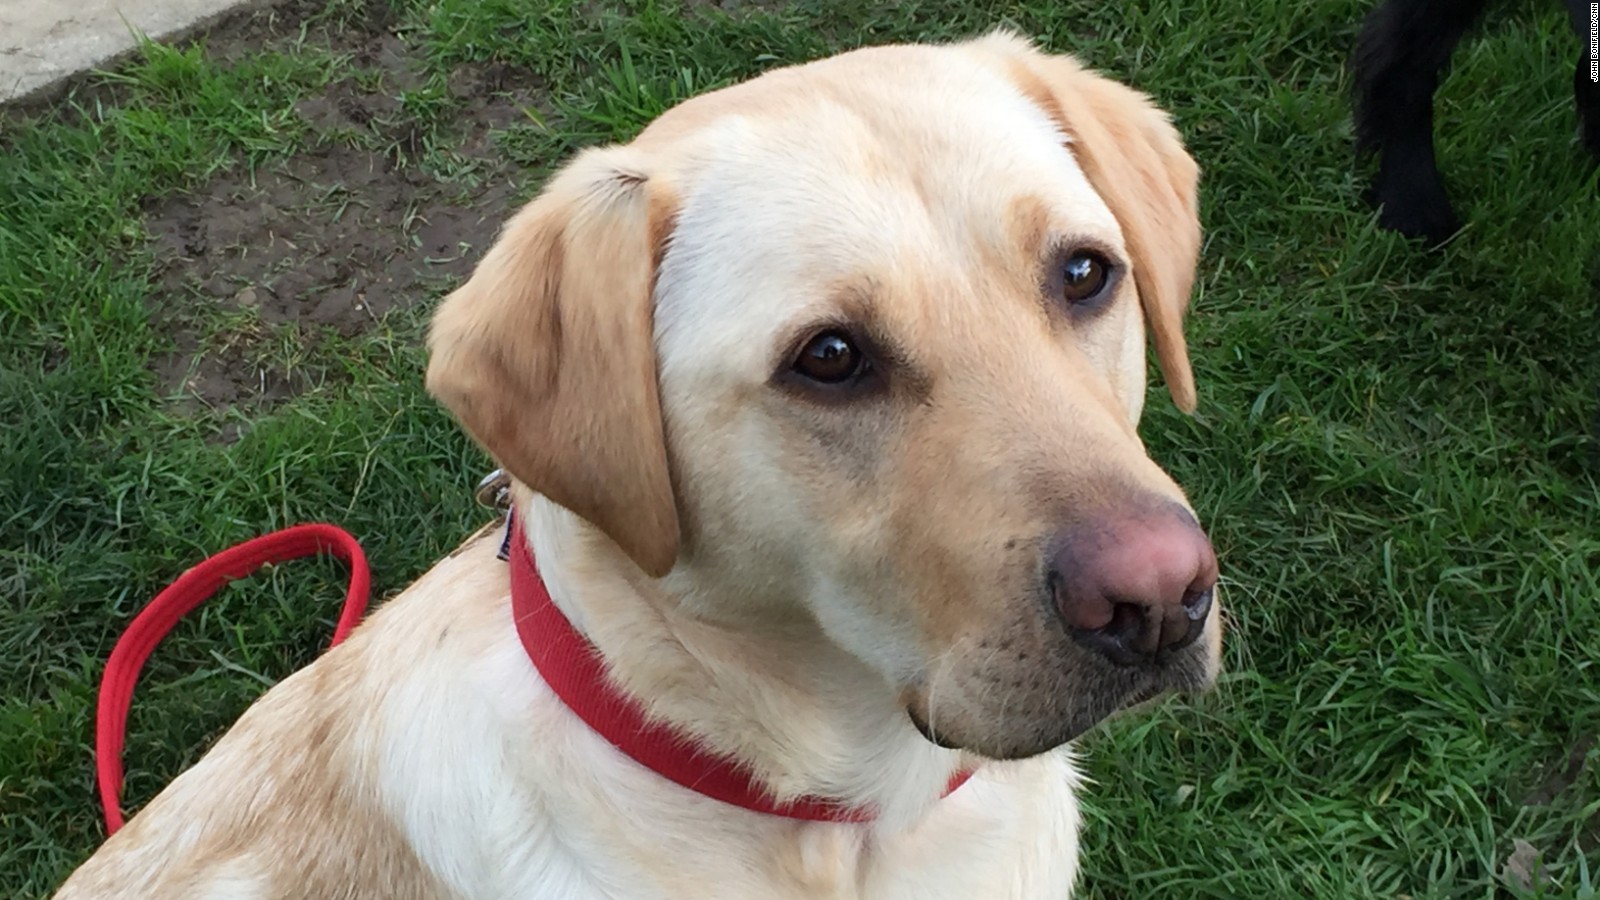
[94, 506, 972, 832]
[96, 524, 370, 834]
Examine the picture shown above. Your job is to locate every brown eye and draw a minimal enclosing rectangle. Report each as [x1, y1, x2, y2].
[1061, 252, 1112, 304]
[793, 331, 864, 384]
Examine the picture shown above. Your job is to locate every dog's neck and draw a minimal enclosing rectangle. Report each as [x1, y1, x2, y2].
[513, 489, 973, 830]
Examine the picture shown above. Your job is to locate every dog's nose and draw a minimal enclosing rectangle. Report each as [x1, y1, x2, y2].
[1048, 507, 1218, 666]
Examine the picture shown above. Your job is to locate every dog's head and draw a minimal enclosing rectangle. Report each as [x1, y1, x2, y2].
[427, 32, 1217, 761]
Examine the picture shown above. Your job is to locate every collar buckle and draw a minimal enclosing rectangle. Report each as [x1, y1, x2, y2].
[475, 468, 511, 511]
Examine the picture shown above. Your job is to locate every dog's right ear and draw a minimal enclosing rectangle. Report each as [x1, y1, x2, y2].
[973, 32, 1203, 413]
[426, 148, 681, 577]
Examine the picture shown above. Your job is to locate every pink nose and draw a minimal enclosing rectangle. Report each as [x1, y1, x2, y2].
[1049, 506, 1218, 666]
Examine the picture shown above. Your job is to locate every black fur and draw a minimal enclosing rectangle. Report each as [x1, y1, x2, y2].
[1352, 0, 1600, 244]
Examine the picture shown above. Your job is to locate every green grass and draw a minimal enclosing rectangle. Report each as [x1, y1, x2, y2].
[3, 0, 1598, 896]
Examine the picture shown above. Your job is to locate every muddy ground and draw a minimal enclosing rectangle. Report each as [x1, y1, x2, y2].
[142, 5, 539, 414]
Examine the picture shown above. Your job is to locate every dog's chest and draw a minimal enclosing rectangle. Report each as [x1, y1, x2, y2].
[472, 735, 1085, 900]
[365, 567, 1085, 899]
[471, 799, 1082, 900]
[766, 795, 1084, 900]
[377, 664, 1082, 899]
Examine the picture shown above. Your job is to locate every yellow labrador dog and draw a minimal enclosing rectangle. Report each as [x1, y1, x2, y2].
[55, 31, 1218, 900]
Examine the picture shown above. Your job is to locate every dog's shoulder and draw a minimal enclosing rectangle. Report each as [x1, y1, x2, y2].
[53, 530, 526, 900]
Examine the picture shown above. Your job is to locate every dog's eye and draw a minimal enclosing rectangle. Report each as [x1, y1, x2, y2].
[792, 331, 866, 384]
[1060, 252, 1113, 304]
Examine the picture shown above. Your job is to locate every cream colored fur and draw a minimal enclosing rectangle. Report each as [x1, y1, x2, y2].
[54, 31, 1211, 900]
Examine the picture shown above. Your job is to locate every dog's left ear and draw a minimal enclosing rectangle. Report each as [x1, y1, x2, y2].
[426, 147, 681, 576]
[976, 33, 1203, 413]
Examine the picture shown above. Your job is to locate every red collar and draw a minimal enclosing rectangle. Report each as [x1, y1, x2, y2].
[505, 513, 974, 822]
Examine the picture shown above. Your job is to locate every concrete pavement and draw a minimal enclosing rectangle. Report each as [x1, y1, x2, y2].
[1, 0, 262, 104]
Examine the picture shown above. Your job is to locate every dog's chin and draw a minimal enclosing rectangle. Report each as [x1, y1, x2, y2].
[907, 703, 1110, 760]
[906, 655, 1216, 761]
[906, 705, 966, 751]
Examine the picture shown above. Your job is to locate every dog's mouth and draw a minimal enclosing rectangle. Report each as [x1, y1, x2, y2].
[907, 705, 964, 750]
[904, 650, 1213, 760]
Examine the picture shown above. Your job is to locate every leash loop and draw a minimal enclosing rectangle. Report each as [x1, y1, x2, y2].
[95, 524, 370, 835]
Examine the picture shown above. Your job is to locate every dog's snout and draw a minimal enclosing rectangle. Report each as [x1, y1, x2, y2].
[1049, 507, 1218, 666]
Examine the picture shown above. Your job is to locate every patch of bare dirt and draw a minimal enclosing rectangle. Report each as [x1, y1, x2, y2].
[147, 147, 512, 335]
[145, 16, 539, 416]
[1521, 733, 1596, 806]
[682, 0, 794, 11]
[150, 326, 312, 418]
